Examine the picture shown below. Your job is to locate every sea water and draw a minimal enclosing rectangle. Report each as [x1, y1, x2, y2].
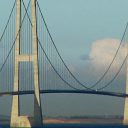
[1, 124, 128, 128]
[44, 124, 128, 128]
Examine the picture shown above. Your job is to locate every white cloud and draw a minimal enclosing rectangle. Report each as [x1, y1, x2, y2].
[89, 38, 127, 68]
[77, 38, 128, 85]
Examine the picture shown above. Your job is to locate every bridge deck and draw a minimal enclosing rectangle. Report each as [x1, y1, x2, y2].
[0, 90, 128, 98]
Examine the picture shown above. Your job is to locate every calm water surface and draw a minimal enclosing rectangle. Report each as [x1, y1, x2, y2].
[44, 124, 128, 128]
[1, 124, 128, 128]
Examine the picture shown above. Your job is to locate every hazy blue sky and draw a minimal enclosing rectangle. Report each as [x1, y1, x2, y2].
[0, 0, 128, 117]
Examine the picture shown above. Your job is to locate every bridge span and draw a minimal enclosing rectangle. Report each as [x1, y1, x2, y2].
[0, 90, 128, 98]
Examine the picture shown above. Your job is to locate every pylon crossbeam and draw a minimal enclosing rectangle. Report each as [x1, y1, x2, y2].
[10, 0, 42, 127]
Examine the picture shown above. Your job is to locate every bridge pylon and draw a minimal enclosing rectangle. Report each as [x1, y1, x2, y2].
[124, 75, 128, 124]
[10, 0, 43, 127]
[124, 46, 128, 124]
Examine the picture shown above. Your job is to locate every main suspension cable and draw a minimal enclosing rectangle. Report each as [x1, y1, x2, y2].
[0, 0, 16, 42]
[36, 0, 128, 90]
[38, 37, 80, 90]
[0, 0, 31, 73]
[97, 53, 128, 90]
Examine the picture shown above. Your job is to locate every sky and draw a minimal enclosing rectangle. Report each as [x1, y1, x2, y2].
[0, 0, 128, 117]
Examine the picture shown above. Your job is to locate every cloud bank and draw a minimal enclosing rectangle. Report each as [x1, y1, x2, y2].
[78, 39, 127, 87]
[89, 38, 127, 68]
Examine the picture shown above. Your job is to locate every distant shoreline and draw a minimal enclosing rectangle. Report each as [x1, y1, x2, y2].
[44, 118, 122, 124]
[0, 117, 123, 125]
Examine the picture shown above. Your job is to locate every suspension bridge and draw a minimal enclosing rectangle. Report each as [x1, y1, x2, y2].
[0, 0, 128, 127]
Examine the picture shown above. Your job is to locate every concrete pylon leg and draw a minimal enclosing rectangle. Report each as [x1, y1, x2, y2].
[124, 97, 128, 124]
[11, 0, 21, 126]
[10, 92, 19, 127]
[10, 0, 43, 127]
[124, 72, 128, 125]
[124, 41, 128, 125]
[32, 0, 43, 126]
[33, 96, 43, 126]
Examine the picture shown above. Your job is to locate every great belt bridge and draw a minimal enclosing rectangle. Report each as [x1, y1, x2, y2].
[0, 0, 128, 127]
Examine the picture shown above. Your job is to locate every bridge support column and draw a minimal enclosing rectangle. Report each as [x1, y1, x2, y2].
[124, 42, 128, 124]
[124, 74, 128, 124]
[11, 0, 42, 127]
[10, 0, 21, 126]
[32, 0, 43, 126]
